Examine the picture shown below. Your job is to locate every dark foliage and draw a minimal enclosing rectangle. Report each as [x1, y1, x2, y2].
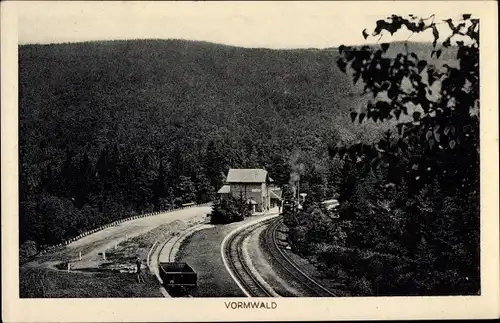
[209, 196, 250, 224]
[287, 15, 480, 296]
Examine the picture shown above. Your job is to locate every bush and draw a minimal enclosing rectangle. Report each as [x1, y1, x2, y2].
[350, 275, 373, 295]
[209, 196, 249, 224]
[20, 240, 38, 264]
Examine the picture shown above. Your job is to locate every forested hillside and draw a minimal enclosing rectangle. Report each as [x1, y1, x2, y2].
[19, 39, 453, 253]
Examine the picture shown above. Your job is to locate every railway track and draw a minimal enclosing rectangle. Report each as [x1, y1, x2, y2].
[156, 223, 205, 264]
[223, 218, 276, 297]
[155, 223, 205, 297]
[264, 217, 336, 297]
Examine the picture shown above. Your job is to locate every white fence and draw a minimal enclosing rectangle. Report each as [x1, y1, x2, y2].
[36, 202, 212, 257]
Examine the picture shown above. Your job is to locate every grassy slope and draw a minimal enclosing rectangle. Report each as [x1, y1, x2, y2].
[20, 266, 163, 298]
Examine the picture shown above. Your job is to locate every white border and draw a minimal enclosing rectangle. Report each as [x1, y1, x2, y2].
[2, 1, 499, 322]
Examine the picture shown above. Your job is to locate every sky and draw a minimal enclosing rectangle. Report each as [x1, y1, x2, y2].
[16, 1, 473, 48]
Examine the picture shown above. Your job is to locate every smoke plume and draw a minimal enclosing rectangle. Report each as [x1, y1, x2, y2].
[288, 150, 305, 198]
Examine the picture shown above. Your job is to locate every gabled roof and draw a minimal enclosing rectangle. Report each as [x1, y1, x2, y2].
[226, 169, 268, 183]
[217, 185, 231, 194]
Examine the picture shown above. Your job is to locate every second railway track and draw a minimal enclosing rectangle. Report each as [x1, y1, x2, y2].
[264, 217, 336, 297]
[223, 218, 277, 297]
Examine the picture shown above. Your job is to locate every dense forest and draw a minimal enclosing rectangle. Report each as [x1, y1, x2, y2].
[285, 15, 480, 295]
[19, 39, 397, 249]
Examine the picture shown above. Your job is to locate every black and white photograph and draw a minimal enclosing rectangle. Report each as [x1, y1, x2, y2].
[2, 0, 499, 321]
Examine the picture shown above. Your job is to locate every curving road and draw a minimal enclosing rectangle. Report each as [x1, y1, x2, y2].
[25, 206, 212, 271]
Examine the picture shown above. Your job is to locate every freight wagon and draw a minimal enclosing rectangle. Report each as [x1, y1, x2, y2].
[159, 262, 197, 296]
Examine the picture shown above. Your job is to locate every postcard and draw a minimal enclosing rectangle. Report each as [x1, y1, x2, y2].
[2, 1, 498, 321]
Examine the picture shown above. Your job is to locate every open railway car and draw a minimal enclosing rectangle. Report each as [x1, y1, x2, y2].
[159, 262, 197, 296]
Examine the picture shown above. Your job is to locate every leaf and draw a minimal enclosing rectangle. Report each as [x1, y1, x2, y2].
[449, 140, 456, 149]
[443, 37, 452, 48]
[396, 123, 404, 135]
[350, 111, 358, 122]
[434, 132, 441, 143]
[421, 100, 431, 113]
[410, 53, 418, 60]
[432, 25, 439, 47]
[429, 138, 435, 149]
[358, 112, 366, 124]
[336, 58, 347, 73]
[394, 109, 402, 120]
[436, 49, 442, 59]
[463, 14, 472, 20]
[417, 60, 427, 73]
[353, 72, 360, 84]
[388, 86, 399, 99]
[381, 43, 390, 52]
[362, 29, 369, 39]
[444, 19, 458, 33]
[413, 111, 421, 121]
[425, 130, 433, 141]
[427, 69, 436, 86]
[444, 126, 450, 135]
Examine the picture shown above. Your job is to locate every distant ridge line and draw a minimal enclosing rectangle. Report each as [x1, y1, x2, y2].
[19, 38, 437, 51]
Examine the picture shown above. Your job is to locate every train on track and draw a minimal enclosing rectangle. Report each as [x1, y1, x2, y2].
[281, 198, 299, 215]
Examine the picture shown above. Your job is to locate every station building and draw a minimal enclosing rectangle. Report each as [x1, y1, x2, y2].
[217, 168, 282, 213]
